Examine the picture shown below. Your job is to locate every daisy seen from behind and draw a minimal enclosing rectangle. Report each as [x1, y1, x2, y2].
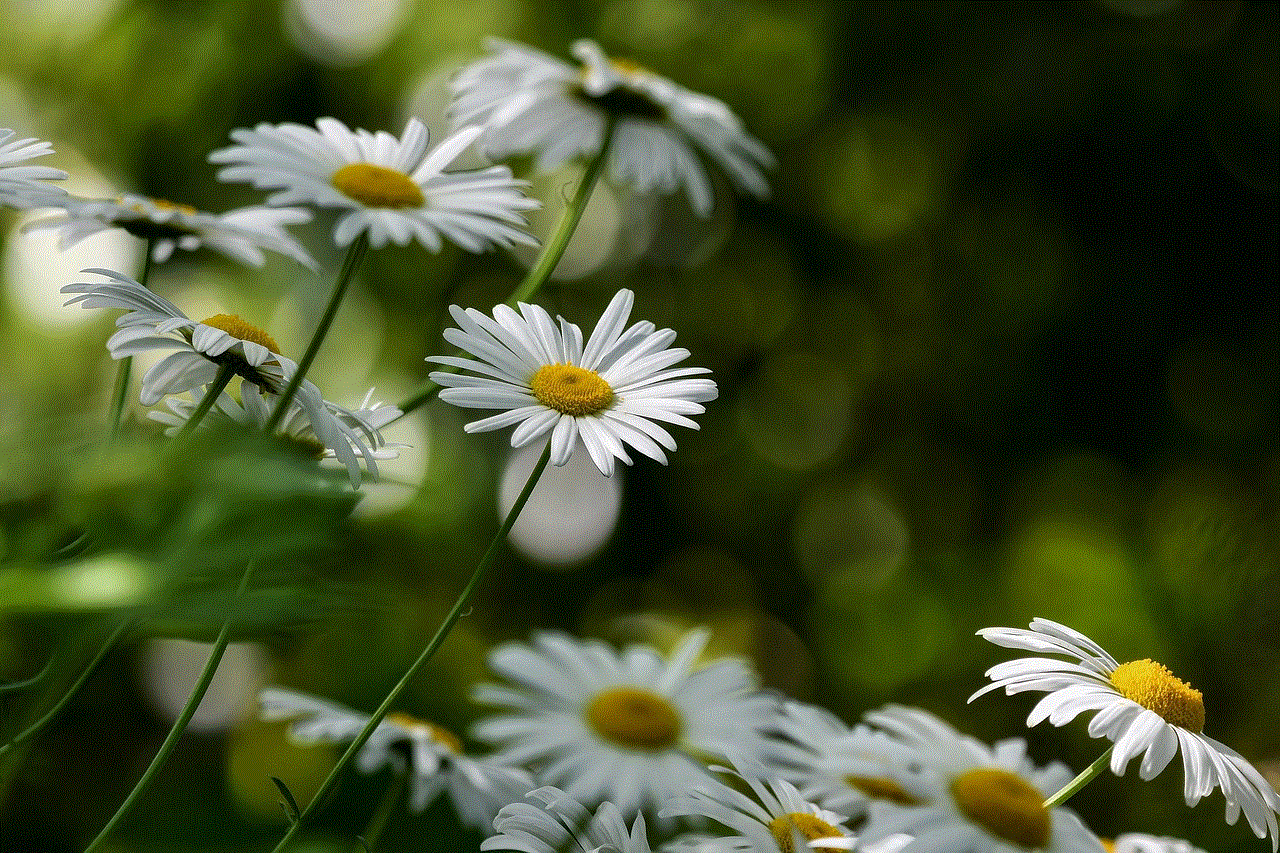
[209, 116, 538, 251]
[659, 762, 856, 853]
[471, 629, 776, 817]
[971, 618, 1280, 848]
[484, 786, 653, 853]
[260, 688, 532, 831]
[856, 705, 1103, 853]
[24, 193, 315, 268]
[451, 38, 773, 217]
[62, 268, 377, 487]
[0, 127, 68, 209]
[428, 288, 716, 477]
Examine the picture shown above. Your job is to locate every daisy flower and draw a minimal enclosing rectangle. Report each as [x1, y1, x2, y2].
[471, 629, 776, 817]
[209, 116, 538, 251]
[1102, 835, 1206, 853]
[0, 127, 68, 209]
[484, 787, 653, 853]
[61, 268, 376, 487]
[659, 763, 856, 853]
[428, 288, 716, 477]
[856, 705, 1103, 853]
[764, 700, 946, 819]
[260, 688, 532, 831]
[971, 618, 1280, 848]
[24, 193, 316, 268]
[451, 38, 774, 217]
[150, 385, 401, 472]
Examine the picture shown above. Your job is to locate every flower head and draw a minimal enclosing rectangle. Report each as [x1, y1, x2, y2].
[451, 39, 773, 217]
[209, 116, 538, 251]
[660, 762, 856, 853]
[472, 629, 776, 817]
[856, 706, 1102, 853]
[1105, 835, 1207, 853]
[429, 289, 716, 477]
[0, 128, 68, 209]
[483, 787, 653, 853]
[971, 618, 1280, 848]
[260, 688, 532, 831]
[62, 268, 378, 487]
[25, 193, 315, 268]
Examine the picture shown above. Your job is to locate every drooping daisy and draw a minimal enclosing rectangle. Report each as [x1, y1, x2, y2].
[856, 705, 1103, 853]
[150, 385, 401, 473]
[0, 127, 68, 209]
[260, 688, 532, 831]
[62, 268, 376, 487]
[971, 618, 1280, 848]
[764, 700, 941, 819]
[24, 194, 315, 268]
[428, 288, 716, 477]
[472, 629, 776, 817]
[451, 38, 773, 217]
[209, 117, 538, 251]
[484, 787, 654, 853]
[660, 763, 856, 853]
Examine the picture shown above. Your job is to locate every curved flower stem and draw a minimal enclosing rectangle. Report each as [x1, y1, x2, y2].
[267, 232, 369, 431]
[268, 442, 553, 853]
[0, 621, 131, 759]
[176, 363, 236, 437]
[109, 240, 155, 436]
[351, 771, 407, 853]
[83, 563, 254, 853]
[1043, 745, 1114, 808]
[393, 117, 618, 421]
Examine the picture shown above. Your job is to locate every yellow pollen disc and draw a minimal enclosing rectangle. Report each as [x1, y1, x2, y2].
[767, 813, 844, 853]
[147, 197, 199, 216]
[1110, 659, 1205, 732]
[845, 774, 920, 806]
[385, 712, 464, 754]
[950, 768, 1051, 850]
[200, 314, 282, 354]
[530, 363, 615, 416]
[609, 57, 651, 77]
[330, 162, 424, 209]
[1099, 842, 1115, 853]
[585, 686, 681, 751]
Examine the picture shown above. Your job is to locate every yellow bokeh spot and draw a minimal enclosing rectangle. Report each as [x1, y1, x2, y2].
[200, 313, 282, 355]
[331, 162, 424, 209]
[1110, 659, 1205, 732]
[767, 813, 845, 853]
[585, 686, 681, 751]
[950, 768, 1051, 849]
[530, 363, 615, 416]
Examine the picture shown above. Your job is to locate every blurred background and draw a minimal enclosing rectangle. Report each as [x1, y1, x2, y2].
[0, 0, 1276, 850]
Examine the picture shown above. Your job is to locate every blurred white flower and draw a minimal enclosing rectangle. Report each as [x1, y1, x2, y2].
[0, 127, 68, 209]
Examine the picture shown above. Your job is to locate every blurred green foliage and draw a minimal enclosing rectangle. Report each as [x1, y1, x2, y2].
[0, 1, 1276, 850]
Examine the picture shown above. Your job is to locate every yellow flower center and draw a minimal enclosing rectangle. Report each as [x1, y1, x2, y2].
[608, 57, 651, 77]
[200, 314, 282, 355]
[330, 162, 424, 209]
[530, 363, 615, 416]
[140, 197, 199, 216]
[1099, 842, 1115, 853]
[950, 768, 1051, 850]
[585, 686, 681, 751]
[767, 813, 845, 853]
[844, 774, 921, 806]
[385, 712, 464, 754]
[1110, 659, 1205, 732]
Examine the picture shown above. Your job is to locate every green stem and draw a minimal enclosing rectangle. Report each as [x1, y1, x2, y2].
[0, 621, 130, 759]
[352, 771, 407, 853]
[268, 442, 553, 853]
[109, 240, 155, 435]
[83, 564, 254, 853]
[176, 363, 236, 437]
[267, 232, 369, 431]
[393, 118, 617, 421]
[1043, 745, 1114, 808]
